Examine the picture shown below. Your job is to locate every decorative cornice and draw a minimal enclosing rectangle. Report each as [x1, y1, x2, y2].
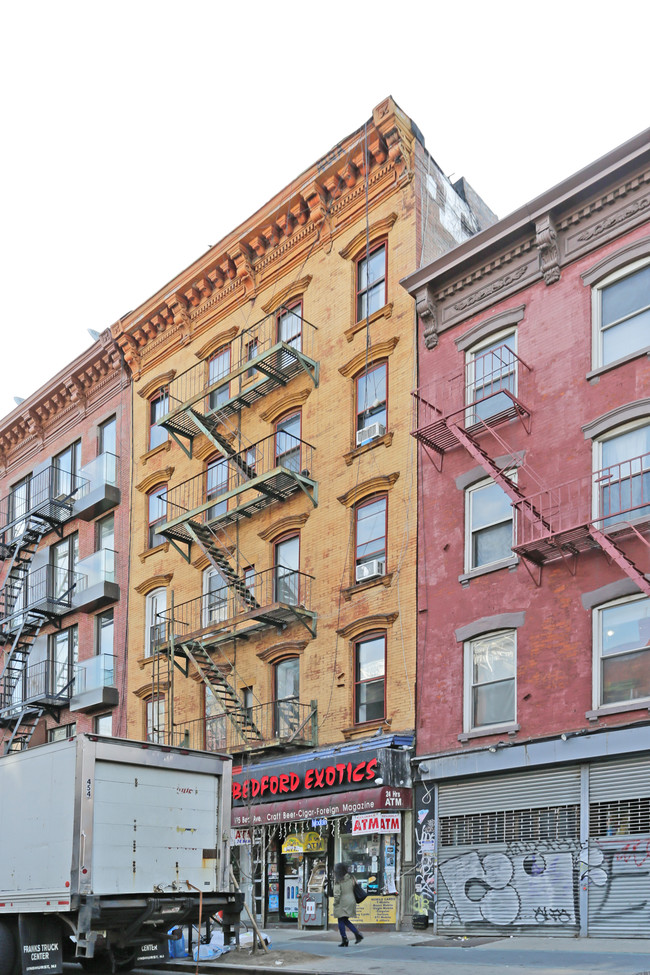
[135, 467, 174, 494]
[338, 338, 399, 378]
[257, 640, 308, 663]
[338, 213, 398, 261]
[134, 573, 173, 595]
[344, 303, 393, 343]
[140, 440, 172, 466]
[261, 276, 313, 315]
[258, 511, 310, 543]
[535, 215, 561, 285]
[133, 680, 169, 700]
[582, 398, 650, 441]
[581, 234, 650, 287]
[337, 472, 400, 508]
[138, 540, 170, 563]
[258, 387, 312, 424]
[336, 612, 398, 640]
[455, 305, 526, 352]
[137, 370, 176, 400]
[415, 285, 439, 350]
[194, 326, 239, 361]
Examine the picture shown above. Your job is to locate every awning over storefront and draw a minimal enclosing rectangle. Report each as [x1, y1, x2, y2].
[231, 785, 412, 827]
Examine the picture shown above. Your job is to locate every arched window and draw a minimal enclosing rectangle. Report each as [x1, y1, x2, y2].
[202, 567, 228, 627]
[207, 346, 231, 412]
[274, 534, 300, 605]
[145, 587, 166, 657]
[274, 656, 300, 737]
[147, 484, 167, 548]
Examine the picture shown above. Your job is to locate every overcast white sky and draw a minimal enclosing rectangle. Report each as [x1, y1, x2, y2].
[1, 1, 648, 423]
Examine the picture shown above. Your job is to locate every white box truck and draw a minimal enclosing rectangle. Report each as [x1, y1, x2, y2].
[0, 734, 243, 974]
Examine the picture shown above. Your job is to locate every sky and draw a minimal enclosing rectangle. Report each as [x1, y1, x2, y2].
[0, 0, 648, 423]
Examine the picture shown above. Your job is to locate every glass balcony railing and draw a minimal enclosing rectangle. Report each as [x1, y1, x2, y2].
[78, 452, 119, 492]
[73, 654, 117, 695]
[75, 549, 117, 590]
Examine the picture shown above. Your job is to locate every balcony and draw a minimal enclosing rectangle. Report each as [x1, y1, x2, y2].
[165, 699, 318, 753]
[0, 659, 73, 721]
[513, 451, 650, 565]
[157, 308, 319, 455]
[160, 435, 316, 538]
[0, 565, 77, 636]
[72, 549, 119, 613]
[74, 452, 120, 520]
[412, 343, 532, 455]
[0, 467, 88, 552]
[153, 567, 316, 650]
[70, 653, 118, 713]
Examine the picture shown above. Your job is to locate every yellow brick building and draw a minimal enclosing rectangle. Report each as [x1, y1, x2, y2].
[111, 96, 493, 927]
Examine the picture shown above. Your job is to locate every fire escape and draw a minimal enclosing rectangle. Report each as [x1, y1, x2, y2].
[412, 343, 650, 597]
[151, 307, 319, 750]
[0, 468, 84, 753]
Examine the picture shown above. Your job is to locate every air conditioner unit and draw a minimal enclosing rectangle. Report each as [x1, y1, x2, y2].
[356, 559, 386, 583]
[356, 422, 386, 447]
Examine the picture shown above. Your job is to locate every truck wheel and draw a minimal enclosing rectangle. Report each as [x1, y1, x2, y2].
[0, 921, 19, 975]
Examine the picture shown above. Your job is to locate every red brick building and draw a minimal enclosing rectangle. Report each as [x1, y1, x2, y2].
[402, 129, 650, 937]
[0, 330, 130, 750]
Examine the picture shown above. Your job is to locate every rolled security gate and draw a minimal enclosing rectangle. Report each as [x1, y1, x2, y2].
[588, 756, 650, 937]
[436, 768, 581, 936]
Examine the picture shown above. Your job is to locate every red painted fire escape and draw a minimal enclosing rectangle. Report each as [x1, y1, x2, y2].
[412, 343, 650, 597]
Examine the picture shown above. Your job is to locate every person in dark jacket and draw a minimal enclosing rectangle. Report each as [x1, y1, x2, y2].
[332, 862, 363, 947]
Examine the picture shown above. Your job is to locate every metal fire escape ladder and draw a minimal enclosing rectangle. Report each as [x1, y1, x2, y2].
[588, 525, 650, 597]
[180, 641, 262, 746]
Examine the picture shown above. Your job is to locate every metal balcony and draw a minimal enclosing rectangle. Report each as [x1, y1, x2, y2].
[0, 467, 88, 552]
[412, 343, 533, 455]
[74, 452, 120, 520]
[166, 699, 318, 753]
[160, 435, 316, 538]
[0, 564, 77, 635]
[70, 653, 118, 713]
[71, 549, 119, 613]
[513, 451, 650, 565]
[157, 308, 319, 453]
[153, 567, 316, 650]
[0, 658, 73, 721]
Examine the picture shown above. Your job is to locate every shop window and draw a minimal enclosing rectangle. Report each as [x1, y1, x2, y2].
[206, 456, 228, 521]
[593, 594, 650, 708]
[464, 630, 516, 731]
[274, 657, 299, 738]
[145, 586, 166, 657]
[207, 347, 231, 412]
[355, 496, 387, 582]
[356, 242, 387, 321]
[274, 534, 300, 605]
[466, 330, 517, 425]
[465, 477, 514, 571]
[594, 421, 650, 527]
[146, 695, 165, 743]
[275, 412, 301, 472]
[149, 390, 169, 450]
[148, 484, 167, 548]
[354, 633, 386, 724]
[202, 567, 229, 627]
[356, 362, 387, 445]
[593, 259, 650, 367]
[53, 440, 81, 498]
[334, 817, 398, 896]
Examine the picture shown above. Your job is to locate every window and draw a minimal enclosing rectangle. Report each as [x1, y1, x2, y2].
[242, 686, 254, 723]
[594, 259, 650, 367]
[96, 512, 115, 551]
[98, 415, 117, 456]
[146, 696, 165, 743]
[145, 587, 166, 657]
[594, 595, 650, 707]
[95, 608, 114, 655]
[206, 457, 228, 521]
[94, 713, 113, 736]
[354, 633, 386, 724]
[594, 422, 650, 527]
[274, 534, 300, 605]
[53, 441, 81, 499]
[277, 301, 302, 352]
[149, 390, 169, 450]
[465, 478, 514, 571]
[244, 565, 256, 601]
[355, 496, 387, 577]
[356, 363, 387, 440]
[50, 626, 78, 696]
[49, 722, 76, 743]
[275, 412, 301, 472]
[205, 688, 226, 750]
[275, 657, 299, 737]
[466, 330, 517, 424]
[246, 337, 259, 379]
[202, 567, 228, 627]
[8, 473, 31, 537]
[148, 485, 167, 548]
[207, 347, 231, 412]
[356, 242, 387, 321]
[51, 533, 79, 600]
[465, 630, 516, 731]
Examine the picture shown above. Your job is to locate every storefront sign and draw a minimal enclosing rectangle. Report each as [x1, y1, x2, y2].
[232, 757, 379, 802]
[282, 834, 304, 854]
[280, 830, 327, 854]
[231, 828, 251, 846]
[231, 786, 412, 828]
[304, 831, 326, 852]
[352, 813, 401, 835]
[328, 895, 397, 925]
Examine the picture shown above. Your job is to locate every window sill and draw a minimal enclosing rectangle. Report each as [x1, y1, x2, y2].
[343, 572, 393, 602]
[343, 432, 394, 466]
[459, 556, 519, 586]
[458, 723, 520, 742]
[138, 541, 170, 563]
[586, 345, 650, 382]
[586, 700, 650, 722]
[342, 717, 391, 740]
[140, 440, 172, 465]
[344, 303, 393, 343]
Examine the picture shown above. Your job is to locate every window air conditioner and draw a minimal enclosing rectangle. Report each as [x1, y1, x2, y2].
[356, 559, 386, 583]
[356, 422, 386, 447]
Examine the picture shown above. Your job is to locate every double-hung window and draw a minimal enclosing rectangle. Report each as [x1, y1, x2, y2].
[356, 363, 387, 443]
[274, 534, 299, 605]
[206, 457, 228, 521]
[356, 243, 387, 321]
[8, 474, 31, 538]
[277, 301, 302, 353]
[202, 567, 228, 627]
[594, 595, 650, 707]
[465, 478, 514, 572]
[465, 630, 516, 731]
[593, 259, 650, 368]
[274, 657, 299, 737]
[149, 390, 169, 450]
[148, 485, 167, 548]
[145, 587, 166, 657]
[354, 633, 386, 724]
[466, 331, 517, 425]
[355, 496, 387, 579]
[275, 413, 301, 472]
[208, 347, 231, 412]
[146, 696, 165, 743]
[594, 422, 650, 527]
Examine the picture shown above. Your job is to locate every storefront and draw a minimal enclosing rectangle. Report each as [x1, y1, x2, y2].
[231, 734, 413, 929]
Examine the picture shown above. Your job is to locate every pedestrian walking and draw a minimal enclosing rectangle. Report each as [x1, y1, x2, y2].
[332, 862, 364, 947]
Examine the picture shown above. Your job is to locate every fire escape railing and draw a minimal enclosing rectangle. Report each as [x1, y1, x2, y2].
[0, 467, 88, 547]
[166, 698, 319, 752]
